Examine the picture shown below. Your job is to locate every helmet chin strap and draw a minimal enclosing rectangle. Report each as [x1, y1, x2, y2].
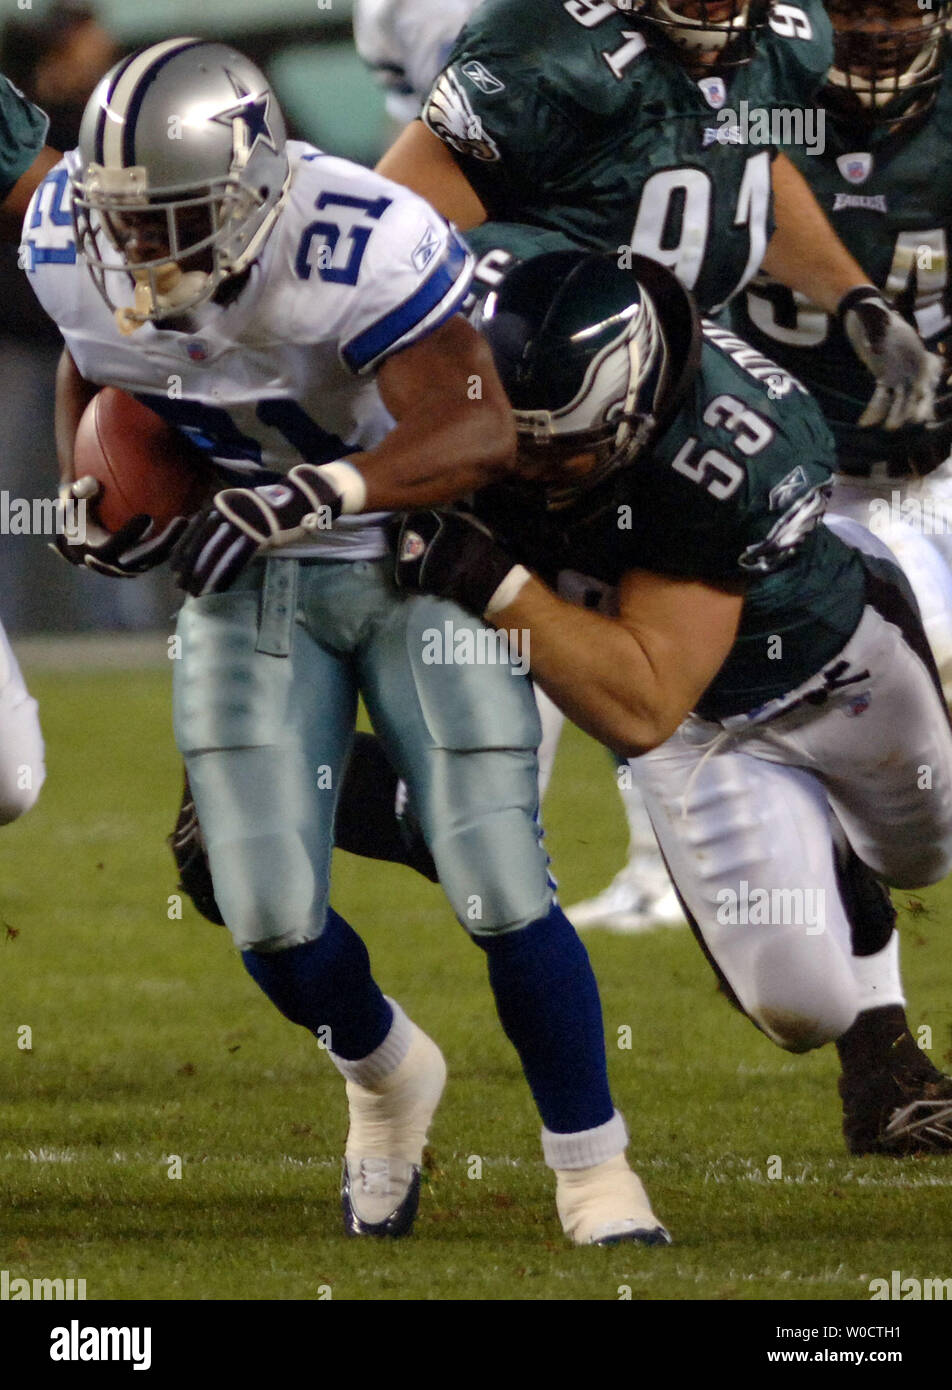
[115, 264, 211, 335]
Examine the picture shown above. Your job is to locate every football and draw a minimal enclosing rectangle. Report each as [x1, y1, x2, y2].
[73, 387, 211, 532]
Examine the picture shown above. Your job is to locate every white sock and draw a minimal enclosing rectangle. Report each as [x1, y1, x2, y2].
[542, 1109, 628, 1169]
[331, 1005, 446, 1164]
[852, 931, 905, 1013]
[328, 998, 414, 1089]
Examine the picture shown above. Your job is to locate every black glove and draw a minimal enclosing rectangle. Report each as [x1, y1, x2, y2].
[838, 286, 943, 430]
[170, 464, 344, 597]
[52, 475, 189, 578]
[168, 772, 225, 926]
[393, 508, 523, 616]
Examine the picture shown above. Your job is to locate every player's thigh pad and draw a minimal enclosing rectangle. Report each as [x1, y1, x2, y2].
[634, 737, 860, 1051]
[829, 486, 952, 702]
[749, 603, 952, 889]
[173, 563, 358, 953]
[359, 587, 553, 934]
[0, 621, 44, 822]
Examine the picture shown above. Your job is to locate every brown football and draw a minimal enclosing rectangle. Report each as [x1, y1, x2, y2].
[73, 387, 211, 532]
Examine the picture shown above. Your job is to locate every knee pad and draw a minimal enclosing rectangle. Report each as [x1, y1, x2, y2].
[743, 933, 860, 1052]
[0, 770, 42, 825]
[208, 828, 329, 953]
[430, 802, 554, 933]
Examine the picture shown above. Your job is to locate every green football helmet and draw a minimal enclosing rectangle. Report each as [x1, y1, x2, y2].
[478, 250, 700, 507]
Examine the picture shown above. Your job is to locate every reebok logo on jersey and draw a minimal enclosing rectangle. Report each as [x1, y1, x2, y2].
[412, 224, 441, 273]
[769, 466, 810, 512]
[833, 193, 888, 213]
[460, 61, 505, 95]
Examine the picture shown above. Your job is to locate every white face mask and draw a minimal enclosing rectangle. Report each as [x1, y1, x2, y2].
[827, 9, 947, 114]
[641, 0, 752, 52]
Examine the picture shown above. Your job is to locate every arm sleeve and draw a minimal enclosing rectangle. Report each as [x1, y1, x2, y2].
[422, 59, 580, 220]
[0, 74, 49, 204]
[328, 190, 475, 375]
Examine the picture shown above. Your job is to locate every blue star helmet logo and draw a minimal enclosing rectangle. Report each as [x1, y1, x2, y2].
[211, 70, 279, 165]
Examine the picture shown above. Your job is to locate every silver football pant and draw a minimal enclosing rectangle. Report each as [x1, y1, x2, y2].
[173, 557, 551, 952]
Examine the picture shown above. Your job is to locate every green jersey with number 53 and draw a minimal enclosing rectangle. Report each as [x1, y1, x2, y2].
[478, 304, 867, 719]
[734, 63, 952, 474]
[423, 0, 831, 313]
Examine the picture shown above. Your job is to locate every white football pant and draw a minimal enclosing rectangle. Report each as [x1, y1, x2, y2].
[631, 598, 952, 1053]
[0, 619, 44, 823]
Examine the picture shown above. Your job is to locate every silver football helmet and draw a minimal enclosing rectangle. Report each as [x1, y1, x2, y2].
[72, 37, 290, 330]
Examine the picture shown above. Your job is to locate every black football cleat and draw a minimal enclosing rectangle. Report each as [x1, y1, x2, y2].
[840, 1031, 952, 1155]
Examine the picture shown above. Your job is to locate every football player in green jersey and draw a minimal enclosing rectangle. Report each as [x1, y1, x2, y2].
[0, 71, 58, 239]
[735, 0, 952, 693]
[376, 0, 949, 933]
[379, 0, 940, 428]
[393, 247, 952, 1157]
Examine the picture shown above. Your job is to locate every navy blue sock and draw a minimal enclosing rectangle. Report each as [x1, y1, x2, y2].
[242, 908, 392, 1060]
[474, 903, 615, 1134]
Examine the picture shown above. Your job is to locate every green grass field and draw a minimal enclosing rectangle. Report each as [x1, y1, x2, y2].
[3, 655, 952, 1305]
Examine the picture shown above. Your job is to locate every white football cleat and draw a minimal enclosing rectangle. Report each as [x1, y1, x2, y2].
[566, 858, 686, 934]
[341, 1024, 447, 1238]
[556, 1154, 671, 1247]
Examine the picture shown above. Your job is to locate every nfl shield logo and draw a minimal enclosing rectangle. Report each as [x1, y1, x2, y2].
[845, 692, 871, 717]
[400, 530, 425, 562]
[186, 340, 208, 362]
[698, 76, 727, 109]
[837, 152, 874, 185]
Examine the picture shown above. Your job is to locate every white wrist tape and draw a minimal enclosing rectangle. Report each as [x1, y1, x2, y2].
[484, 564, 531, 617]
[315, 461, 367, 515]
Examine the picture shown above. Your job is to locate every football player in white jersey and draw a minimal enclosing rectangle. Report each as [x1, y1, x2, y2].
[0, 72, 55, 826]
[354, 0, 481, 124]
[24, 38, 668, 1248]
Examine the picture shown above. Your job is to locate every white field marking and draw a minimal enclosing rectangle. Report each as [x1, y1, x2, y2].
[695, 1154, 952, 1187]
[10, 1149, 951, 1186]
[613, 1265, 867, 1288]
